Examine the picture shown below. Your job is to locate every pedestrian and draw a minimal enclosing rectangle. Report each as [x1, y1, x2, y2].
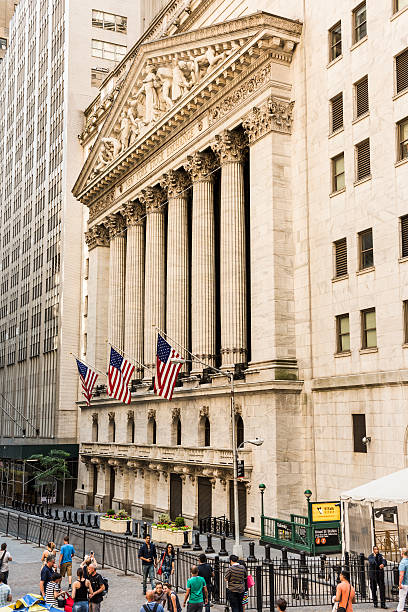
[72, 566, 93, 612]
[138, 534, 157, 595]
[81, 553, 97, 579]
[163, 582, 182, 612]
[40, 557, 55, 599]
[0, 543, 12, 584]
[395, 548, 408, 612]
[0, 572, 11, 605]
[183, 565, 208, 612]
[59, 536, 75, 589]
[87, 562, 105, 612]
[45, 571, 65, 607]
[140, 589, 165, 612]
[197, 553, 214, 612]
[368, 545, 387, 608]
[224, 554, 247, 612]
[158, 544, 175, 582]
[276, 598, 287, 612]
[155, 581, 168, 605]
[238, 559, 249, 611]
[334, 569, 355, 612]
[41, 541, 56, 566]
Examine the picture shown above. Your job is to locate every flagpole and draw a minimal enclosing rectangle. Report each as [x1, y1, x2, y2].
[70, 352, 106, 377]
[153, 325, 243, 557]
[106, 340, 155, 376]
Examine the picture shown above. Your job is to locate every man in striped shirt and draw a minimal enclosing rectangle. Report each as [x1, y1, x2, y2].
[45, 572, 64, 606]
[225, 555, 247, 612]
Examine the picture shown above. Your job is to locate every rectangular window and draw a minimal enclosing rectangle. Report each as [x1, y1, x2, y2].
[404, 300, 408, 344]
[353, 2, 367, 43]
[352, 414, 367, 453]
[396, 48, 408, 94]
[355, 138, 371, 181]
[91, 39, 126, 62]
[361, 307, 377, 349]
[91, 68, 108, 88]
[92, 10, 127, 33]
[329, 22, 342, 61]
[394, 0, 408, 13]
[398, 117, 408, 161]
[334, 237, 347, 277]
[0, 38, 7, 51]
[336, 314, 350, 353]
[332, 153, 345, 192]
[401, 215, 408, 258]
[355, 76, 369, 118]
[359, 228, 374, 269]
[330, 93, 343, 133]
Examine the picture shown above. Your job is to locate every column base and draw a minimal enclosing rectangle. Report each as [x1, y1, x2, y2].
[112, 497, 131, 513]
[131, 503, 143, 520]
[74, 490, 91, 510]
[94, 494, 110, 513]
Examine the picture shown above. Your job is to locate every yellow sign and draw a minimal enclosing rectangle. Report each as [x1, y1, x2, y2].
[311, 501, 341, 523]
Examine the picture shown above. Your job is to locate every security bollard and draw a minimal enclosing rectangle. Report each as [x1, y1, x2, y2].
[66, 510, 73, 524]
[62, 510, 68, 522]
[344, 551, 350, 572]
[182, 530, 191, 549]
[247, 541, 256, 562]
[133, 521, 139, 538]
[205, 534, 215, 554]
[264, 544, 271, 562]
[80, 513, 86, 527]
[281, 547, 289, 568]
[359, 552, 366, 598]
[193, 531, 202, 551]
[92, 514, 99, 529]
[219, 536, 228, 557]
[46, 507, 52, 519]
[142, 522, 148, 539]
[86, 514, 92, 528]
[54, 509, 60, 521]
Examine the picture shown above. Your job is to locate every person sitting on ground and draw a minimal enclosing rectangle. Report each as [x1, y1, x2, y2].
[163, 582, 182, 612]
[42, 542, 56, 566]
[45, 571, 66, 607]
[72, 566, 93, 612]
[141, 589, 165, 612]
[276, 598, 287, 612]
[40, 557, 55, 599]
[154, 581, 167, 605]
[0, 571, 11, 606]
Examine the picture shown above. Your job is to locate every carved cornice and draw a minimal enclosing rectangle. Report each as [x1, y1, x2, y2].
[242, 96, 294, 144]
[160, 169, 190, 198]
[140, 186, 166, 214]
[122, 200, 145, 227]
[108, 411, 115, 422]
[127, 410, 134, 421]
[184, 151, 217, 183]
[105, 213, 126, 239]
[85, 225, 109, 250]
[211, 129, 248, 164]
[147, 408, 156, 420]
[171, 406, 181, 421]
[199, 406, 209, 418]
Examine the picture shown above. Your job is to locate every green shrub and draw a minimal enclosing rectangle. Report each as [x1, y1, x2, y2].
[174, 516, 185, 528]
[158, 513, 171, 525]
[106, 509, 115, 516]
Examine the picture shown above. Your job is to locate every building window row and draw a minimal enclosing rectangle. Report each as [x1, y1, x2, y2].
[331, 138, 371, 193]
[334, 227, 373, 278]
[91, 39, 126, 62]
[335, 308, 376, 354]
[330, 76, 369, 134]
[92, 10, 127, 33]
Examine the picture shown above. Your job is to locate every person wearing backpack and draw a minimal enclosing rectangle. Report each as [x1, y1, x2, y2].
[0, 543, 12, 584]
[87, 563, 105, 612]
[163, 582, 182, 612]
[140, 590, 165, 612]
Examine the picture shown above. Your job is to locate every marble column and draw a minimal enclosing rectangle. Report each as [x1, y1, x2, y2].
[84, 224, 110, 373]
[212, 129, 248, 368]
[123, 200, 145, 377]
[140, 186, 166, 374]
[105, 213, 126, 351]
[161, 169, 190, 371]
[184, 151, 217, 372]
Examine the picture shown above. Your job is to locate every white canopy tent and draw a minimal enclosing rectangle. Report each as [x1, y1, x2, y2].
[340, 468, 408, 557]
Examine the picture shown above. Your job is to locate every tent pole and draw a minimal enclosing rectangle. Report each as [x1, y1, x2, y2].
[371, 501, 376, 550]
[341, 499, 346, 556]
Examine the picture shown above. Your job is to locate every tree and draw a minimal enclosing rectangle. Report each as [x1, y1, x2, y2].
[28, 449, 71, 507]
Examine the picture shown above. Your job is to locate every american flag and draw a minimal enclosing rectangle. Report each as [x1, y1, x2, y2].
[76, 359, 98, 406]
[154, 334, 182, 401]
[107, 347, 134, 405]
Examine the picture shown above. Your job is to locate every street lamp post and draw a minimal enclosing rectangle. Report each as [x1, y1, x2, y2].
[304, 488, 312, 524]
[259, 483, 266, 517]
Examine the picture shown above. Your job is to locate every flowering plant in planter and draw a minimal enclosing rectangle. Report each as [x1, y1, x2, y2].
[102, 509, 131, 521]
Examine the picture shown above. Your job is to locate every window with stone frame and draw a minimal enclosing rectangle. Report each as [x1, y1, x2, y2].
[92, 415, 98, 442]
[358, 228, 374, 270]
[396, 47, 408, 94]
[108, 413, 115, 442]
[331, 153, 345, 192]
[336, 314, 350, 353]
[361, 308, 377, 349]
[148, 417, 157, 445]
[334, 237, 347, 278]
[92, 10, 127, 33]
[235, 415, 244, 447]
[400, 214, 408, 258]
[330, 93, 343, 133]
[397, 117, 408, 161]
[329, 22, 342, 61]
[127, 412, 135, 443]
[352, 414, 367, 453]
[355, 138, 371, 181]
[354, 76, 369, 118]
[352, 2, 367, 44]
[403, 300, 408, 344]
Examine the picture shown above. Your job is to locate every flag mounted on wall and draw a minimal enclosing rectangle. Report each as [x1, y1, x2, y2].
[154, 333, 182, 401]
[76, 359, 98, 406]
[107, 346, 134, 405]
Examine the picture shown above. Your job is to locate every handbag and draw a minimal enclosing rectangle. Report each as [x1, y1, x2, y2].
[157, 552, 165, 576]
[337, 585, 351, 612]
[246, 574, 255, 589]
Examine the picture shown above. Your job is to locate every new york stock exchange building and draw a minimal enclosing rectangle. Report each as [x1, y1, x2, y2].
[72, 0, 363, 536]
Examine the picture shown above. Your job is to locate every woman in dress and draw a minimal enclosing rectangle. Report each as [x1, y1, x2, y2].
[71, 567, 93, 612]
[159, 543, 175, 582]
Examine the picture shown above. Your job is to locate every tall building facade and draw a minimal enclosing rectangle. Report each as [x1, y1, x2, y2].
[0, 1, 18, 62]
[0, 0, 142, 503]
[72, 0, 408, 536]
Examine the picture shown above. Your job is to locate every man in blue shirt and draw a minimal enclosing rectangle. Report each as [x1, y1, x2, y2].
[59, 536, 75, 589]
[397, 549, 408, 612]
[140, 590, 165, 612]
[138, 535, 157, 595]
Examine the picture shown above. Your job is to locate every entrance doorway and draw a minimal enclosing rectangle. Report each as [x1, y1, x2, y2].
[170, 474, 182, 520]
[109, 467, 115, 508]
[198, 477, 212, 523]
[229, 481, 247, 534]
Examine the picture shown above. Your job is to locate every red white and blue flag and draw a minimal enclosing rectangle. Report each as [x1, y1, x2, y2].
[107, 347, 134, 404]
[154, 334, 182, 401]
[76, 359, 98, 406]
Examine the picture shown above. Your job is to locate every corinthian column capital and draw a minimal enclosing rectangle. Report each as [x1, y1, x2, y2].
[139, 186, 166, 214]
[160, 169, 190, 198]
[242, 97, 295, 144]
[105, 213, 126, 239]
[122, 200, 145, 226]
[211, 129, 247, 164]
[85, 224, 110, 250]
[184, 151, 217, 182]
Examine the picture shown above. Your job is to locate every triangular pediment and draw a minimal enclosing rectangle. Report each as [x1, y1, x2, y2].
[73, 12, 302, 203]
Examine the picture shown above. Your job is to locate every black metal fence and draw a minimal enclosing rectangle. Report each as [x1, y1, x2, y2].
[199, 515, 235, 538]
[0, 507, 401, 609]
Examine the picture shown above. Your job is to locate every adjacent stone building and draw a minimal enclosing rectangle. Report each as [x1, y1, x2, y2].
[72, 0, 408, 535]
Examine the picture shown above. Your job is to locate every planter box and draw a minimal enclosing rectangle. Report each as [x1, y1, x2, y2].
[151, 525, 192, 546]
[99, 516, 129, 534]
